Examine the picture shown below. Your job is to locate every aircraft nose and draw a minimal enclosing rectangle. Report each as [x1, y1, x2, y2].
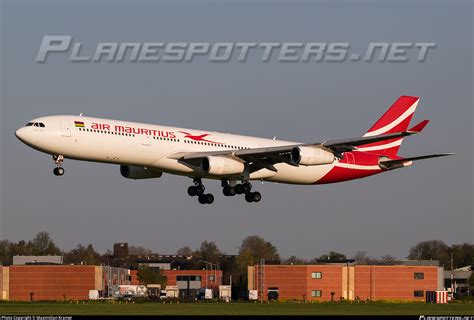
[15, 127, 28, 142]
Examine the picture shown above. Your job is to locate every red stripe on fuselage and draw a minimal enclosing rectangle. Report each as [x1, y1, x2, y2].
[315, 151, 384, 184]
[315, 166, 381, 184]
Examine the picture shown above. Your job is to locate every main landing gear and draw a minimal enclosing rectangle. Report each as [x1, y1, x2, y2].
[52, 155, 65, 176]
[188, 179, 262, 204]
[187, 178, 214, 204]
[222, 181, 262, 203]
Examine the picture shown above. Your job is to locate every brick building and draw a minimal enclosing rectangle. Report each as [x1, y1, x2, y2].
[1, 266, 9, 300]
[1, 265, 131, 301]
[130, 269, 223, 289]
[248, 264, 443, 301]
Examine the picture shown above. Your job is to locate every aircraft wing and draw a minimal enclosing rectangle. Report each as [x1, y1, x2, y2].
[315, 131, 416, 155]
[169, 131, 419, 172]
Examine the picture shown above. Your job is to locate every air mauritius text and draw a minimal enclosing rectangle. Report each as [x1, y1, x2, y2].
[36, 36, 436, 63]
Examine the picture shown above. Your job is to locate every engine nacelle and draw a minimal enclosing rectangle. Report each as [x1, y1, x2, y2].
[120, 165, 163, 180]
[201, 156, 245, 176]
[290, 146, 335, 166]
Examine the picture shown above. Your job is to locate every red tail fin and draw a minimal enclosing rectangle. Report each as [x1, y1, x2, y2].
[358, 96, 420, 156]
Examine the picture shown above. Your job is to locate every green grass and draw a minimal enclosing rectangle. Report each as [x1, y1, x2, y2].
[0, 301, 472, 315]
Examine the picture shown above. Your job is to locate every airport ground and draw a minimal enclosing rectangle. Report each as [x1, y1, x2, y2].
[0, 301, 473, 315]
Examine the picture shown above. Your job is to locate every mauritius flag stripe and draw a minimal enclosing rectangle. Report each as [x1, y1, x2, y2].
[74, 121, 85, 127]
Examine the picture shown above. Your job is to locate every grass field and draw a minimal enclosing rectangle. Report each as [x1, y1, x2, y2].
[0, 301, 472, 315]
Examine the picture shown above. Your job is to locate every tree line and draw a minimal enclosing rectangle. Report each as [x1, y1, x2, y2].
[1, 232, 472, 296]
[0, 232, 472, 272]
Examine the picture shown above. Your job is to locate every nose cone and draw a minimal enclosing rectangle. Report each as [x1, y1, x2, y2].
[15, 127, 29, 144]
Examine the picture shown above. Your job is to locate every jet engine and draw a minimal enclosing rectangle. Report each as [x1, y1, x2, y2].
[120, 165, 163, 179]
[201, 156, 245, 175]
[290, 146, 335, 166]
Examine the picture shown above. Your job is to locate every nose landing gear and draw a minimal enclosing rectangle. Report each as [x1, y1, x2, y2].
[52, 155, 65, 176]
[53, 167, 65, 176]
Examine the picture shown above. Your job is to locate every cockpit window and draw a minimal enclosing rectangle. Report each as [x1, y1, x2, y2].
[32, 122, 45, 127]
[39, 123, 45, 127]
[26, 122, 33, 126]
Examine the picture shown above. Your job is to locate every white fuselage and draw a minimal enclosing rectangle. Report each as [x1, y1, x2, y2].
[15, 115, 344, 184]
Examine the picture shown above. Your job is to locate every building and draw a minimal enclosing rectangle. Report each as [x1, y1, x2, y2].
[130, 268, 223, 299]
[0, 265, 131, 301]
[248, 264, 444, 302]
[131, 269, 223, 288]
[1, 267, 9, 300]
[135, 255, 193, 271]
[13, 255, 63, 265]
[163, 269, 223, 288]
[113, 243, 129, 259]
[444, 265, 472, 296]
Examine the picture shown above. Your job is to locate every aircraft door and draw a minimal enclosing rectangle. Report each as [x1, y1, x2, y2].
[60, 120, 71, 137]
[345, 152, 355, 165]
[141, 134, 151, 146]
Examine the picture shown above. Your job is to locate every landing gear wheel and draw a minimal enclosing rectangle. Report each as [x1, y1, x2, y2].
[198, 194, 207, 204]
[53, 167, 64, 176]
[245, 193, 254, 203]
[227, 186, 236, 196]
[252, 191, 262, 202]
[188, 186, 197, 196]
[223, 186, 230, 196]
[235, 184, 243, 194]
[223, 186, 236, 196]
[195, 185, 205, 196]
[242, 182, 252, 194]
[205, 193, 214, 204]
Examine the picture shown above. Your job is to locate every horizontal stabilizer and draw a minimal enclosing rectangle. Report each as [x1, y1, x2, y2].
[379, 153, 454, 170]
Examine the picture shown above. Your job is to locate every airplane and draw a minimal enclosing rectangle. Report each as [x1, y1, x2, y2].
[15, 95, 452, 204]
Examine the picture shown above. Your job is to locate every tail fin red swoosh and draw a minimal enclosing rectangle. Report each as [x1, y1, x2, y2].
[359, 96, 420, 156]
